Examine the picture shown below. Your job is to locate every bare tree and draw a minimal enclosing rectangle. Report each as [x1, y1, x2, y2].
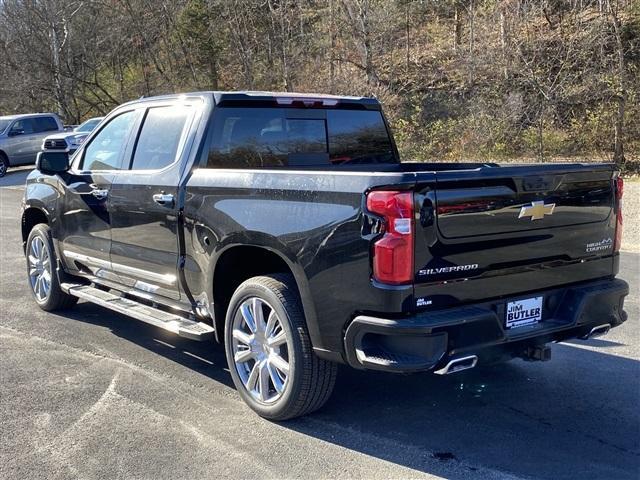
[0, 0, 636, 166]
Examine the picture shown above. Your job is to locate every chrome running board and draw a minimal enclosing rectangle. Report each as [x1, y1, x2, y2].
[61, 283, 214, 341]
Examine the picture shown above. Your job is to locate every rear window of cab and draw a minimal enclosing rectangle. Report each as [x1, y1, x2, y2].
[206, 107, 396, 169]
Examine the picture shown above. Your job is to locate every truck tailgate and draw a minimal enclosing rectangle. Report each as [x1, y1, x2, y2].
[412, 164, 618, 310]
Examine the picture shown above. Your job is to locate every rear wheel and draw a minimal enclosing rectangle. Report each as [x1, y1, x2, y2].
[26, 224, 78, 311]
[224, 274, 337, 420]
[0, 154, 8, 177]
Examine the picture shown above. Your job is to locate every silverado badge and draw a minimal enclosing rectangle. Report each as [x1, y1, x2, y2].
[518, 201, 555, 221]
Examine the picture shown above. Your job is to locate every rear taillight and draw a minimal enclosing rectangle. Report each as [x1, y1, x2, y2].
[366, 190, 414, 285]
[614, 176, 624, 253]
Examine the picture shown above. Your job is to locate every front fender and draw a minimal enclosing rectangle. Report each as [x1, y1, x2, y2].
[22, 173, 62, 250]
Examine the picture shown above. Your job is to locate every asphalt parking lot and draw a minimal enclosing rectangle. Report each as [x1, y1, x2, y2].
[1, 168, 638, 480]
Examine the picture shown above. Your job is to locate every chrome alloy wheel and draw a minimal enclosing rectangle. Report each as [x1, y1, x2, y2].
[27, 236, 52, 302]
[231, 297, 291, 404]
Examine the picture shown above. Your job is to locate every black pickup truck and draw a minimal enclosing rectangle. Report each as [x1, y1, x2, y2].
[22, 91, 628, 420]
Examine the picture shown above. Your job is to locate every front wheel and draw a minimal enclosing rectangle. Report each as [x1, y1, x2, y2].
[0, 154, 8, 178]
[26, 224, 78, 311]
[224, 274, 337, 420]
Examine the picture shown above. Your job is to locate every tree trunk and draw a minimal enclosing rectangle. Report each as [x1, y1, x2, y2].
[607, 0, 626, 165]
[329, 0, 335, 93]
[405, 2, 410, 72]
[454, 3, 462, 51]
[537, 106, 545, 161]
[500, 8, 508, 79]
[49, 20, 65, 117]
[468, 0, 475, 55]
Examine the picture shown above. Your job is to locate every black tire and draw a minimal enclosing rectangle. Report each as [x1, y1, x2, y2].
[26, 224, 78, 311]
[224, 274, 337, 420]
[0, 153, 8, 178]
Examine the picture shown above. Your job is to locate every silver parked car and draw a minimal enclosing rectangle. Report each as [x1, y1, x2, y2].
[42, 117, 104, 155]
[0, 113, 64, 177]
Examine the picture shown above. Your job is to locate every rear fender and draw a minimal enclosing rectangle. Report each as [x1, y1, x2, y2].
[207, 232, 320, 350]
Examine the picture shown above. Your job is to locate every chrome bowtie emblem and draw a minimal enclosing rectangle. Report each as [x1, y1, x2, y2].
[518, 201, 555, 221]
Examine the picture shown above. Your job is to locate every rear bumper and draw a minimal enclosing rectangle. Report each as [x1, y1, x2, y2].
[344, 278, 629, 373]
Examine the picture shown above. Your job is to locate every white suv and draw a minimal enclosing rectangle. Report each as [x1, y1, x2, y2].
[42, 117, 104, 156]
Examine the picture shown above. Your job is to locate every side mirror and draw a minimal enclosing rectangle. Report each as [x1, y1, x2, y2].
[36, 151, 70, 174]
[8, 128, 24, 137]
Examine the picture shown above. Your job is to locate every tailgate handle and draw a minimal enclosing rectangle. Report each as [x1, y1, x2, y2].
[522, 176, 557, 192]
[419, 197, 435, 227]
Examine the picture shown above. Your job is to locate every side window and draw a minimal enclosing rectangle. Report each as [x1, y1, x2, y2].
[33, 116, 59, 133]
[10, 118, 34, 135]
[81, 110, 137, 171]
[130, 106, 190, 170]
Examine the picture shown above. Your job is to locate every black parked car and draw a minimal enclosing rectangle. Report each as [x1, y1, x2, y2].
[21, 91, 628, 419]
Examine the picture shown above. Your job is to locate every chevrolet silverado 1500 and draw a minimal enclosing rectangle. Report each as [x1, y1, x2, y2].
[22, 91, 628, 419]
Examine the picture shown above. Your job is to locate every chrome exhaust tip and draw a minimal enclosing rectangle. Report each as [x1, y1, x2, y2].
[434, 355, 478, 375]
[580, 323, 611, 340]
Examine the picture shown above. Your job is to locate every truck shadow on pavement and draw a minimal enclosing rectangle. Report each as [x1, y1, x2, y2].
[304, 350, 639, 480]
[55, 301, 640, 480]
[56, 302, 235, 389]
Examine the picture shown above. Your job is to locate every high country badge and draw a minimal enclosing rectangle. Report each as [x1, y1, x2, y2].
[585, 238, 613, 253]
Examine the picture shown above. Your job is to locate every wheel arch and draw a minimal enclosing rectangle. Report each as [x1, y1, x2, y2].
[211, 244, 321, 349]
[21, 206, 50, 249]
[0, 149, 9, 163]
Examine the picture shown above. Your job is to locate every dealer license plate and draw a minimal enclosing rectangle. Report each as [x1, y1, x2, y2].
[505, 296, 543, 329]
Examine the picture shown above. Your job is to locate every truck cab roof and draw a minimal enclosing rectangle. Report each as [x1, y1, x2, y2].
[122, 91, 382, 110]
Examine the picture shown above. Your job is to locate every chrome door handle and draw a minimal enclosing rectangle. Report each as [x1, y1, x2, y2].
[153, 193, 175, 206]
[91, 189, 109, 200]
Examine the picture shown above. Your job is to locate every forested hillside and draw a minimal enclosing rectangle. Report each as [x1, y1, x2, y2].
[1, 0, 638, 168]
